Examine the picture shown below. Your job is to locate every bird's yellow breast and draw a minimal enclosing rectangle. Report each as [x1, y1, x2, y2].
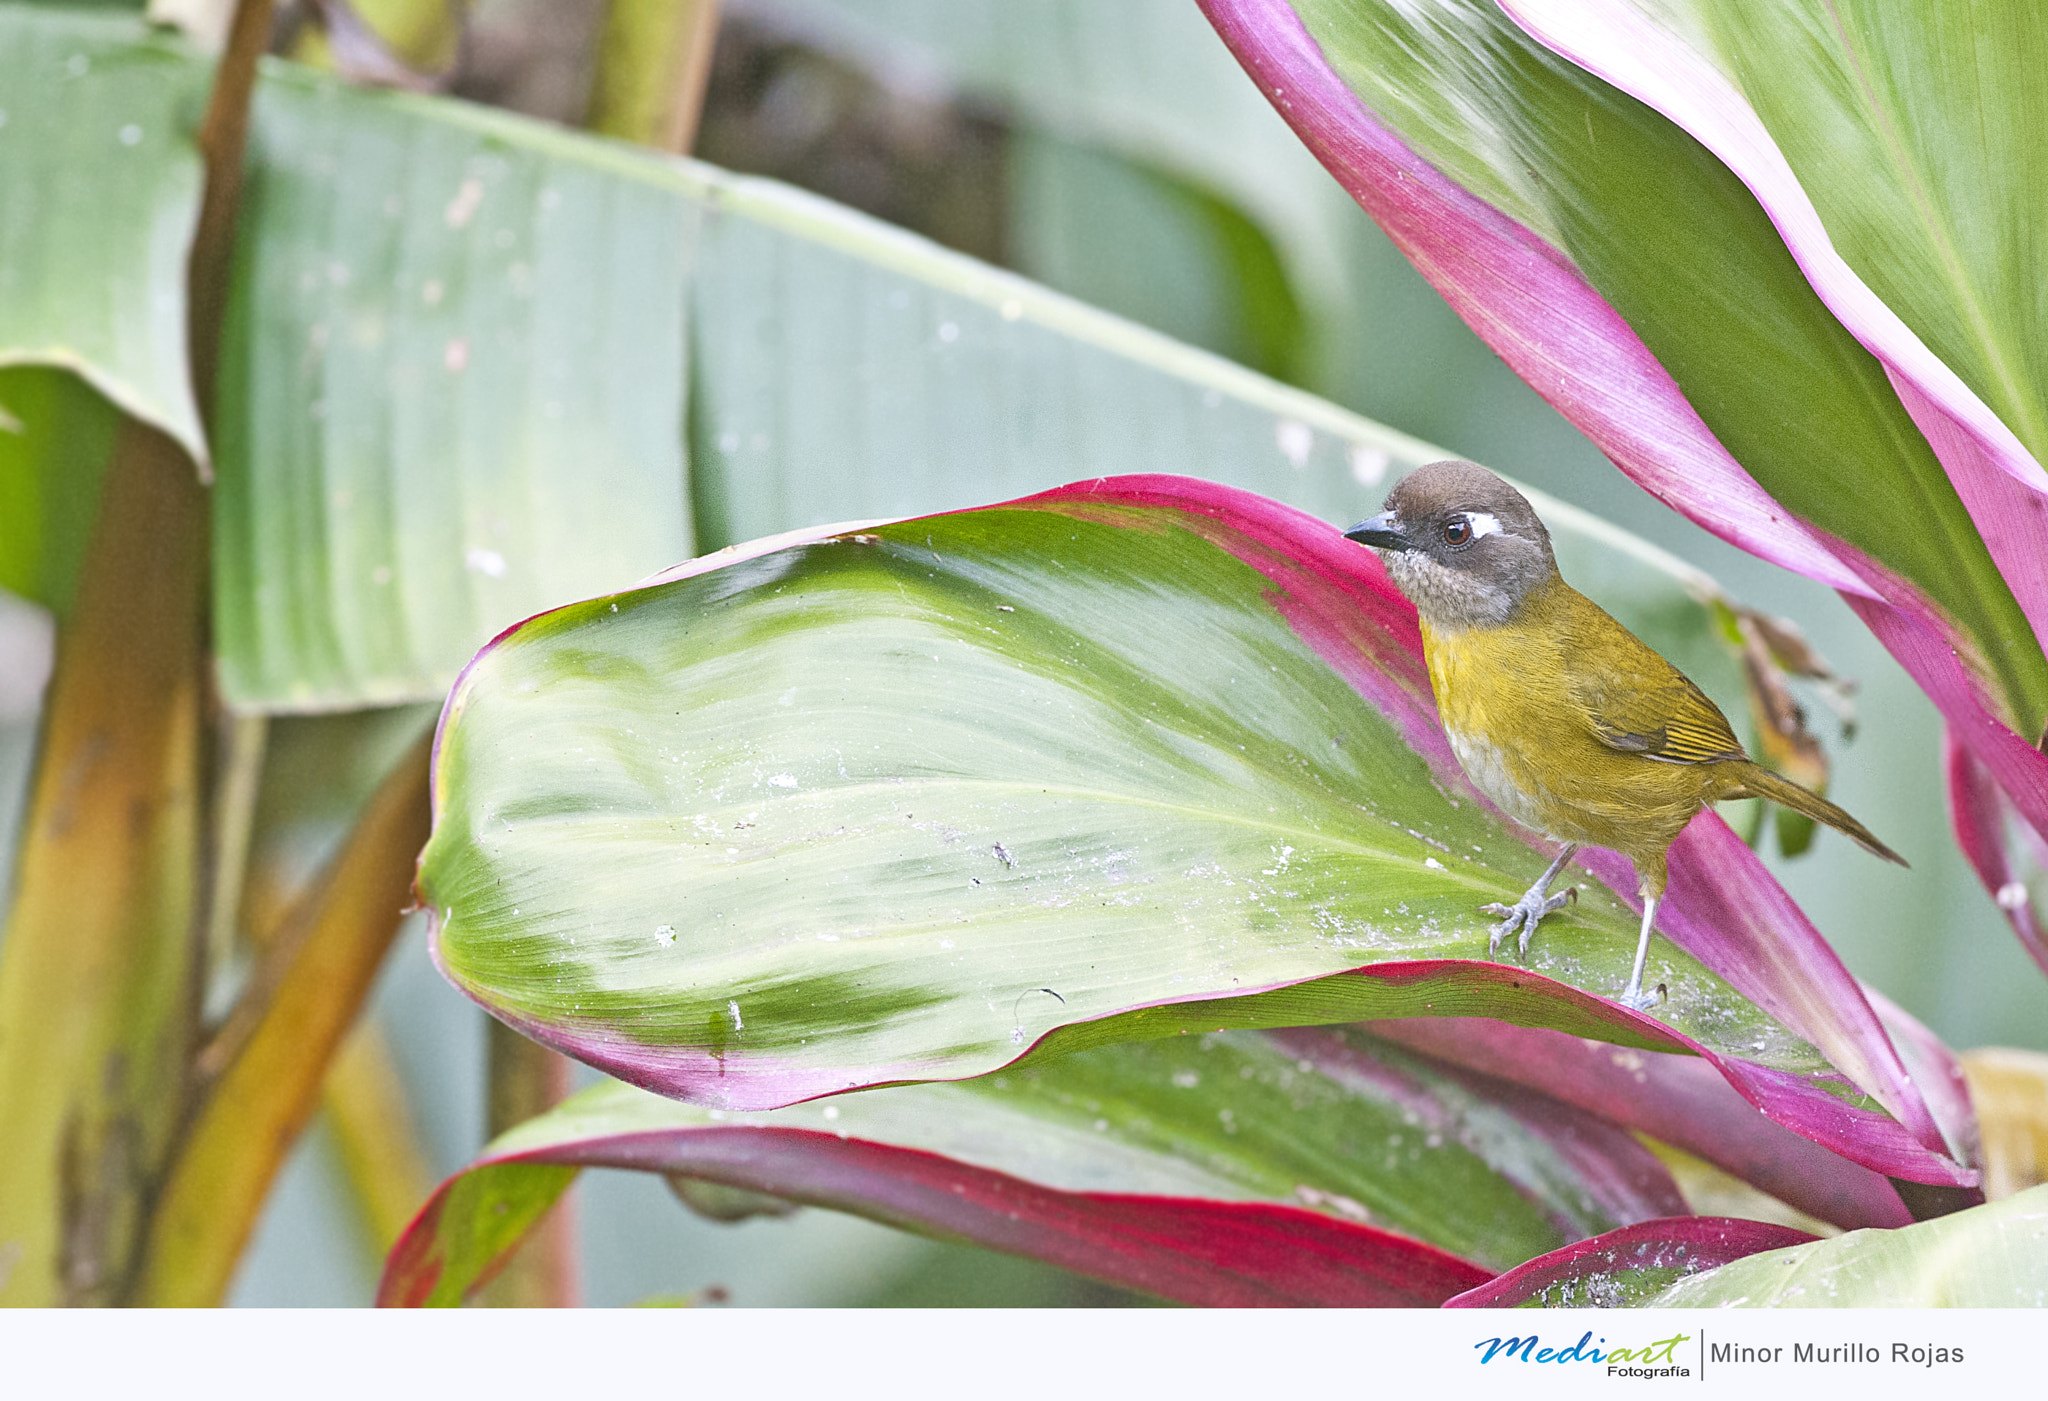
[1417, 593, 1715, 862]
[1421, 614, 1577, 833]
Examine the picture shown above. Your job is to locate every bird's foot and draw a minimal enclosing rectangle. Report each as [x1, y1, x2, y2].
[1482, 884, 1576, 959]
[1615, 979, 1667, 1012]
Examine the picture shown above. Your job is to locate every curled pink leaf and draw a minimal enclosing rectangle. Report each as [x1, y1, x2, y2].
[1499, 0, 2048, 659]
[1443, 1215, 1817, 1308]
[1368, 1016, 1912, 1230]
[1194, 0, 1875, 598]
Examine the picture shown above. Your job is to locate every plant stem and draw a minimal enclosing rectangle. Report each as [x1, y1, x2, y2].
[0, 0, 279, 1307]
[585, 0, 722, 154]
[0, 420, 207, 1305]
[479, 1023, 583, 1308]
[130, 732, 432, 1305]
[187, 0, 276, 437]
[201, 711, 268, 1013]
[323, 1019, 437, 1255]
[335, 0, 467, 72]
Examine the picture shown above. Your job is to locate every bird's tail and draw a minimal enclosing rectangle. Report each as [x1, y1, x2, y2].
[1727, 762, 1907, 866]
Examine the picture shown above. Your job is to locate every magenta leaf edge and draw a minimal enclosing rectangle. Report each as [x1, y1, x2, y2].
[1441, 1215, 1819, 1308]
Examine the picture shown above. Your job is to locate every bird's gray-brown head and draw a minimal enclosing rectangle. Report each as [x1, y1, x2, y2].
[1344, 460, 1557, 631]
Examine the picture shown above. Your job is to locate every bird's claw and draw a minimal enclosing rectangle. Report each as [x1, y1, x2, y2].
[1615, 981, 1667, 1013]
[1482, 884, 1576, 959]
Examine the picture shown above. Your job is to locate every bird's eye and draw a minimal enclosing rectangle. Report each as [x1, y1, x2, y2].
[1442, 517, 1472, 546]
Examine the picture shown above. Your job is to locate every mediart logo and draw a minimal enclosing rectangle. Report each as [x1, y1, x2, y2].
[1475, 1332, 1692, 1378]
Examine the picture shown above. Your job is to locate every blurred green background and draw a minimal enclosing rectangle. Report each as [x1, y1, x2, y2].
[4, 0, 2040, 1305]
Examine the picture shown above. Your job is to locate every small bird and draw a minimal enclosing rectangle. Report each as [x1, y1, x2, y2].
[1345, 461, 1904, 1009]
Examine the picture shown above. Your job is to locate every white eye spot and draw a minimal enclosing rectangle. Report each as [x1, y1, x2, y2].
[1465, 511, 1504, 540]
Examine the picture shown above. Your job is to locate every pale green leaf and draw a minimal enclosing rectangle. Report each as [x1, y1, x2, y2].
[421, 491, 1856, 1124]
[0, 9, 206, 464]
[1650, 1183, 2048, 1307]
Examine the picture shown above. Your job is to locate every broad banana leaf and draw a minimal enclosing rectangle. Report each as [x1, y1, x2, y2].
[6, 6, 1757, 733]
[0, 10, 207, 465]
[0, 367, 119, 619]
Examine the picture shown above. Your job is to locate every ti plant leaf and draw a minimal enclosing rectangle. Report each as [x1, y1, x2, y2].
[1494, 0, 2048, 979]
[383, 1024, 1694, 1307]
[1948, 737, 2048, 976]
[419, 475, 1969, 1188]
[1196, 0, 2048, 971]
[1499, 0, 2048, 651]
[1645, 1183, 2048, 1307]
[1444, 1216, 1818, 1308]
[1367, 1018, 1913, 1231]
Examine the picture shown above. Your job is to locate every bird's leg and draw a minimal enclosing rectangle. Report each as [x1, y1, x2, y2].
[1482, 844, 1579, 959]
[1618, 894, 1662, 1011]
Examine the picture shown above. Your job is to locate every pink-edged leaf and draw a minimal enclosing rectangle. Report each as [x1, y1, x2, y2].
[1194, 0, 1871, 598]
[1090, 480, 1958, 1176]
[1253, 1032, 1690, 1234]
[389, 1027, 1693, 1306]
[1574, 820, 1945, 1159]
[1885, 371, 2048, 671]
[1828, 537, 2048, 847]
[1947, 734, 2048, 978]
[1069, 957, 1963, 1189]
[378, 1160, 578, 1308]
[1443, 1216, 1818, 1309]
[1490, 0, 2048, 965]
[1499, 0, 2048, 662]
[1207, 0, 2041, 732]
[1200, 0, 2048, 976]
[1646, 1185, 2048, 1307]
[1863, 986, 1984, 1182]
[1824, 532, 2048, 978]
[421, 473, 1969, 1186]
[1366, 1017, 1912, 1231]
[1056, 958, 1958, 1188]
[386, 1149, 1488, 1308]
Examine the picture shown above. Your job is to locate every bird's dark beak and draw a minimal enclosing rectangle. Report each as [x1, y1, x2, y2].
[1343, 510, 1408, 551]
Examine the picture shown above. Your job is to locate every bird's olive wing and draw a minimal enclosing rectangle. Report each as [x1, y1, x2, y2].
[1586, 700, 1745, 764]
[1563, 604, 1746, 765]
